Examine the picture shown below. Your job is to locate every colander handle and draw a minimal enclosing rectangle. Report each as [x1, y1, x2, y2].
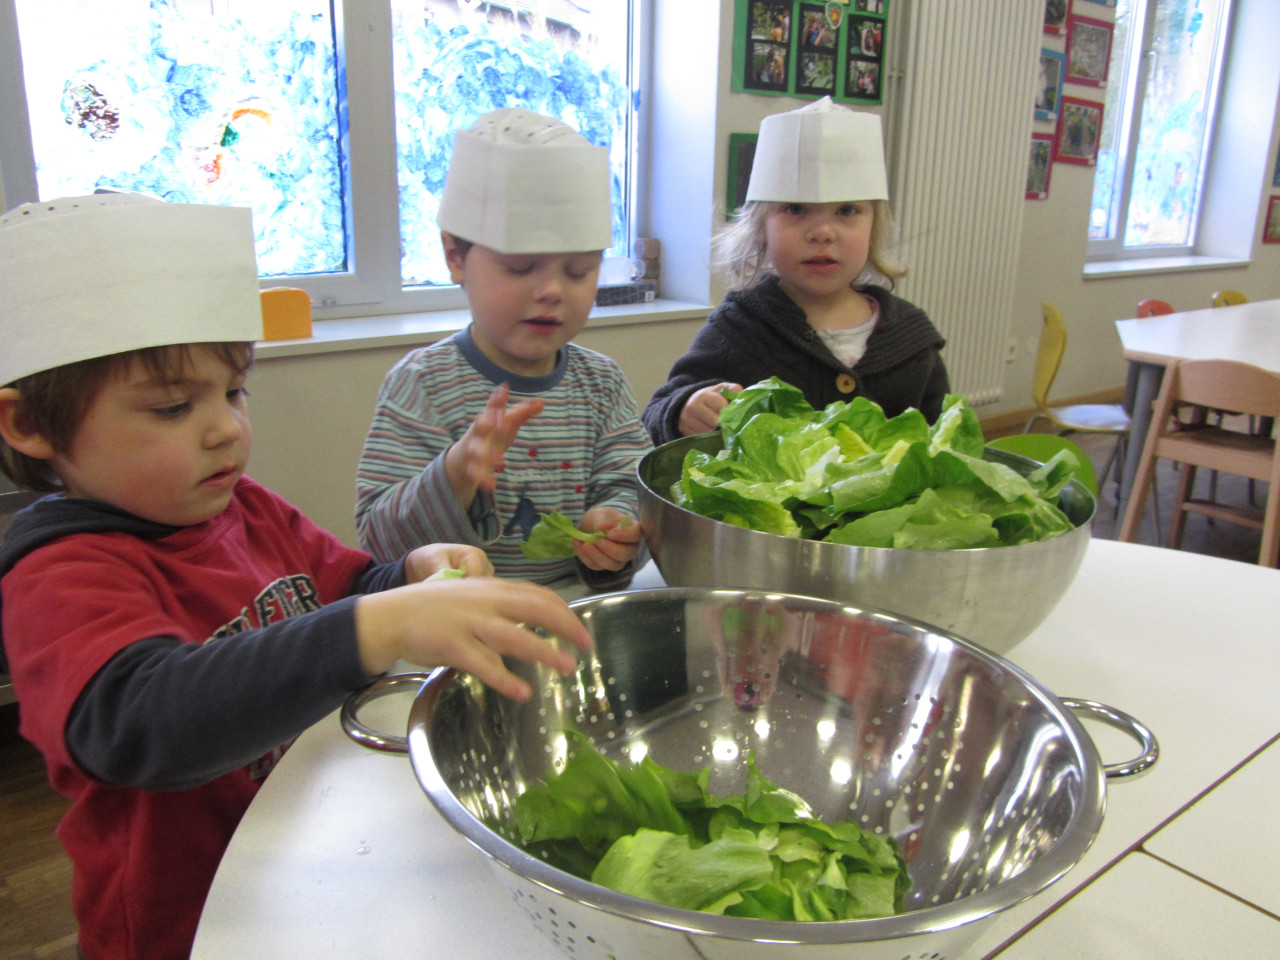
[340, 673, 435, 754]
[1061, 697, 1160, 779]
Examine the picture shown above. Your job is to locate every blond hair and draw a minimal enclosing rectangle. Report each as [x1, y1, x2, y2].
[711, 199, 905, 292]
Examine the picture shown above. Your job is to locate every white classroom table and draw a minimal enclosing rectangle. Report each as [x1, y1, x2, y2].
[192, 544, 1280, 959]
[1115, 298, 1280, 515]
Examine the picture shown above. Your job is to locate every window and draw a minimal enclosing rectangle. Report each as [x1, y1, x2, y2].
[0, 0, 640, 314]
[1088, 0, 1233, 258]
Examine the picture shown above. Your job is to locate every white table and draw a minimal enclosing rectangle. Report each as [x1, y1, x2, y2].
[191, 544, 1280, 959]
[1114, 299, 1280, 515]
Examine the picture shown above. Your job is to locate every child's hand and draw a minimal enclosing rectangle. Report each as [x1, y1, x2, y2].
[679, 382, 742, 436]
[354, 578, 593, 701]
[573, 507, 642, 572]
[445, 382, 544, 506]
[403, 544, 493, 583]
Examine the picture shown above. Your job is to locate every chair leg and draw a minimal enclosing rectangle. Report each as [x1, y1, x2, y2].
[1118, 441, 1160, 544]
[1168, 463, 1195, 550]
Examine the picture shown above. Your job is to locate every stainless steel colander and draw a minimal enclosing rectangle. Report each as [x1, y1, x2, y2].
[343, 588, 1156, 960]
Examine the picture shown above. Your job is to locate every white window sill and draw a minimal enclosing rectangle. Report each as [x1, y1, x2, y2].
[1082, 254, 1251, 280]
[254, 298, 712, 361]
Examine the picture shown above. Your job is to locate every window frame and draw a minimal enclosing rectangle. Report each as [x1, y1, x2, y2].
[1086, 0, 1235, 263]
[0, 0, 644, 321]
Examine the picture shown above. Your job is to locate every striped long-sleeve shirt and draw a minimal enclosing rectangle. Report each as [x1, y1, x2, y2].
[355, 327, 653, 589]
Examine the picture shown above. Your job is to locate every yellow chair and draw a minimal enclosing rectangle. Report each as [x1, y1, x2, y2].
[1211, 289, 1247, 308]
[1026, 303, 1131, 495]
[1118, 359, 1280, 567]
[987, 433, 1099, 496]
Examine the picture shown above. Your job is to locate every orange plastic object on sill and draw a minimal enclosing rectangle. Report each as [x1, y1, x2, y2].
[260, 287, 313, 340]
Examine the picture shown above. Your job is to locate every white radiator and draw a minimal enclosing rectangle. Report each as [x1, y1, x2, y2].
[883, 0, 1041, 406]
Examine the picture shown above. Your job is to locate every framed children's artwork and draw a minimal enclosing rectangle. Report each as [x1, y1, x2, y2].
[1044, 0, 1068, 35]
[1066, 14, 1114, 87]
[1273, 148, 1280, 188]
[731, 0, 890, 105]
[1055, 96, 1104, 165]
[726, 133, 759, 216]
[1264, 197, 1280, 244]
[1027, 133, 1054, 199]
[1036, 48, 1067, 122]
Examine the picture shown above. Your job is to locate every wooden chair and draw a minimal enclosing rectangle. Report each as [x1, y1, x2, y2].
[1118, 359, 1280, 567]
[1208, 288, 1270, 491]
[1026, 302, 1131, 496]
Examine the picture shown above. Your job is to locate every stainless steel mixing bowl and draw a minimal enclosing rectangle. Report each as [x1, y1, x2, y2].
[343, 588, 1156, 960]
[637, 435, 1095, 655]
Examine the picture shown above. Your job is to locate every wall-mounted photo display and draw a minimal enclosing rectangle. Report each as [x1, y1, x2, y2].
[1027, 133, 1055, 199]
[732, 0, 889, 105]
[1264, 196, 1280, 244]
[796, 2, 839, 96]
[1036, 48, 1067, 122]
[845, 15, 885, 100]
[1066, 13, 1113, 87]
[1055, 96, 1105, 165]
[740, 0, 793, 93]
[1044, 0, 1068, 36]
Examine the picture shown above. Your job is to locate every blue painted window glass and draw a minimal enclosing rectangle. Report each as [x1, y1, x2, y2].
[12, 1, 635, 290]
[1089, 0, 1231, 250]
[13, 2, 343, 279]
[390, 1, 632, 286]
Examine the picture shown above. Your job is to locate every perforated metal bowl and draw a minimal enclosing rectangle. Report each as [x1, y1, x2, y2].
[343, 588, 1156, 960]
[637, 436, 1095, 655]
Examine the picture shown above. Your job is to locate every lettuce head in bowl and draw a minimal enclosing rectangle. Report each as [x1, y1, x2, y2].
[637, 378, 1094, 654]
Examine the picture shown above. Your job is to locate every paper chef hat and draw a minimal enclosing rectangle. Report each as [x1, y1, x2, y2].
[437, 108, 613, 254]
[0, 192, 263, 386]
[746, 97, 889, 204]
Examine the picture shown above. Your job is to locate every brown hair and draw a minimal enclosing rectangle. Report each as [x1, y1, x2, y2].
[1, 342, 254, 492]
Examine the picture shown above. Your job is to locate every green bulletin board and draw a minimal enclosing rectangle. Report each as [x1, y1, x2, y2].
[731, 0, 889, 105]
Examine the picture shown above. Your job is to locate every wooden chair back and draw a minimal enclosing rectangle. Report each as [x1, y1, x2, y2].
[1119, 359, 1280, 566]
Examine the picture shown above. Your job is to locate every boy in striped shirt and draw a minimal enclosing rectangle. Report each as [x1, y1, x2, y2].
[355, 109, 651, 594]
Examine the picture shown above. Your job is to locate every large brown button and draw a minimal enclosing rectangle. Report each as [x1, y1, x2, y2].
[836, 373, 857, 394]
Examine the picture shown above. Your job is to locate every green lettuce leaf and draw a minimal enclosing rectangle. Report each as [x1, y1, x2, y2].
[508, 731, 910, 921]
[520, 511, 607, 559]
[679, 378, 1080, 550]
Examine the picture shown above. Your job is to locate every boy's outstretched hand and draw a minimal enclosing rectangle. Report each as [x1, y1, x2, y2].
[679, 381, 742, 437]
[573, 506, 642, 572]
[402, 543, 493, 583]
[445, 382, 544, 507]
[354, 578, 593, 702]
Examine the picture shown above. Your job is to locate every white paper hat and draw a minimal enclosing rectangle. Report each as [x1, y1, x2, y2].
[0, 192, 263, 385]
[437, 108, 613, 254]
[746, 97, 889, 204]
